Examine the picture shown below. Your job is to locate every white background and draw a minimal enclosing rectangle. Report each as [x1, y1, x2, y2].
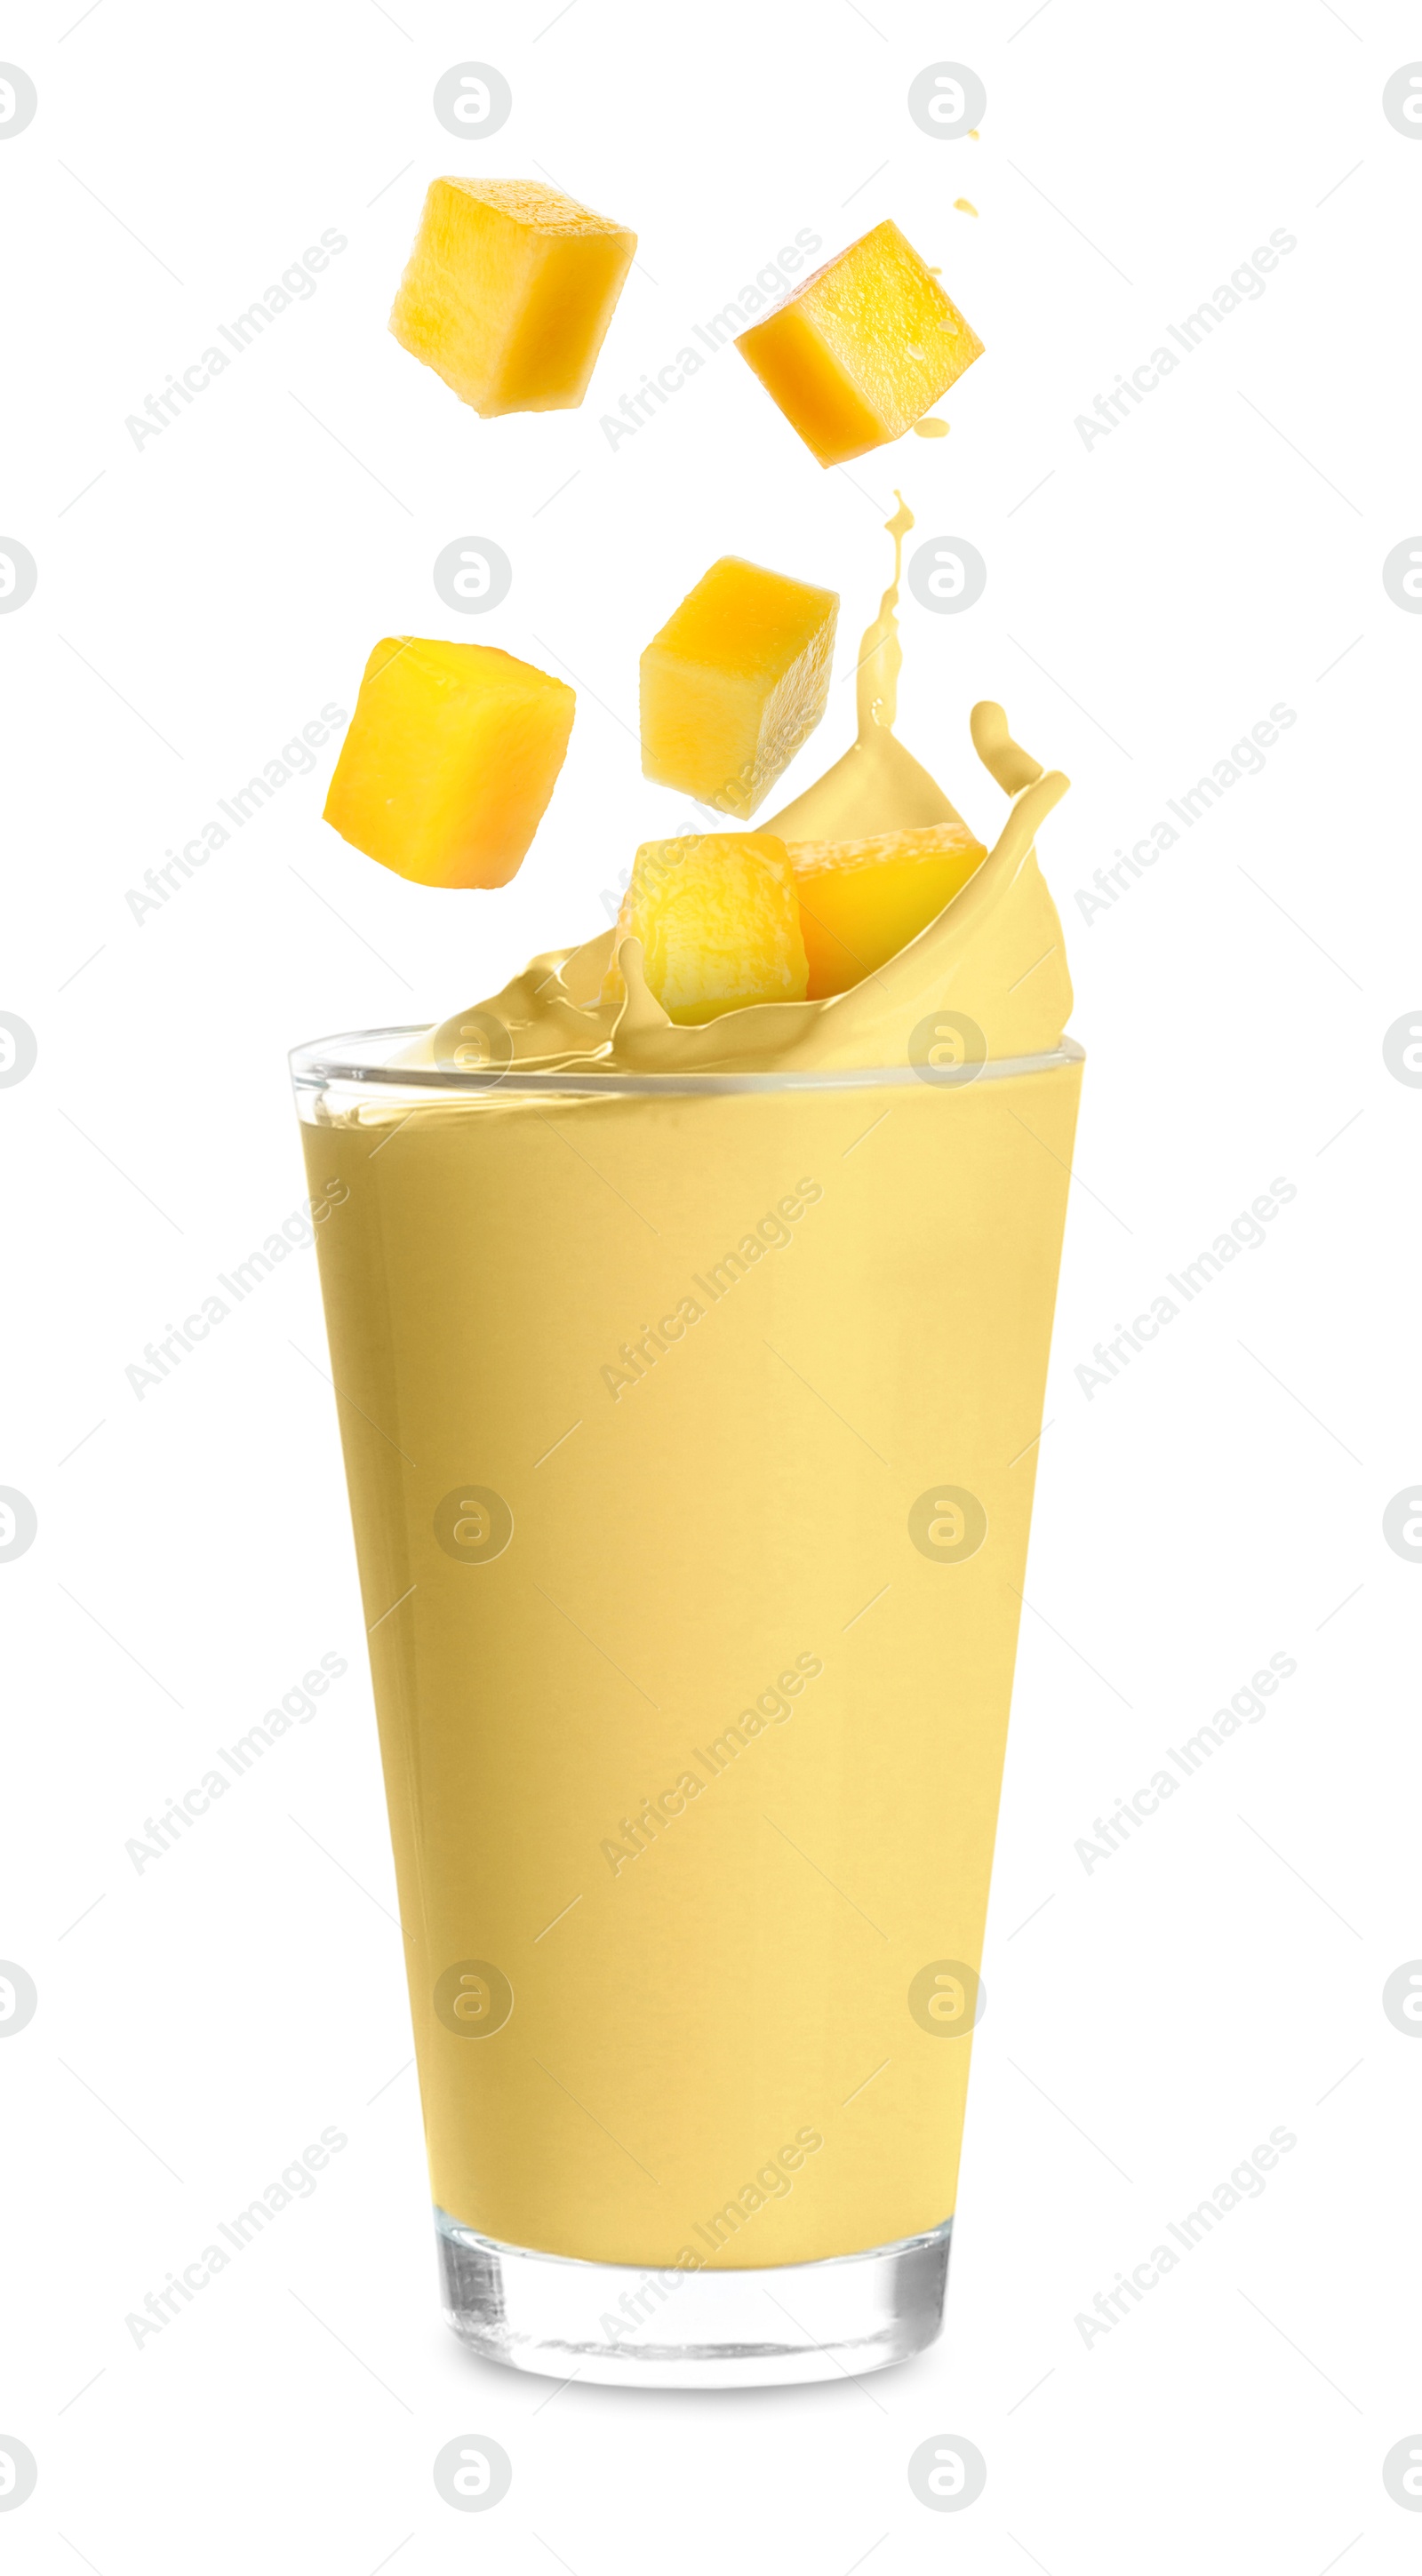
[4, 0, 1420, 2564]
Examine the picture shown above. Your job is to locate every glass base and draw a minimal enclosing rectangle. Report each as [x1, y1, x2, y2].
[435, 2209, 952, 2387]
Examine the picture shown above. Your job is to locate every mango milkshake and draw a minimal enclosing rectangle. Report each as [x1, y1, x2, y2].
[298, 514, 1080, 2383]
[296, 194, 1080, 2381]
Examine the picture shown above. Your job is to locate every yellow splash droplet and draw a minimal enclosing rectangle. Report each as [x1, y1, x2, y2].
[968, 127, 979, 140]
[912, 418, 950, 439]
[954, 198, 979, 218]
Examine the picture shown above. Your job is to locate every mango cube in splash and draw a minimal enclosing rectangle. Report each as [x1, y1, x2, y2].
[390, 177, 636, 417]
[640, 557, 838, 818]
[789, 823, 987, 1000]
[324, 637, 574, 889]
[616, 834, 809, 1025]
[736, 219, 983, 466]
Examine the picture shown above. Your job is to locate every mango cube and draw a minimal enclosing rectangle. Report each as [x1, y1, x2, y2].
[324, 636, 574, 889]
[736, 220, 983, 466]
[789, 823, 987, 998]
[389, 177, 636, 417]
[613, 833, 809, 1024]
[640, 557, 838, 818]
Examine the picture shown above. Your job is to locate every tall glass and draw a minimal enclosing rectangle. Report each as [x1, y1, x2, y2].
[292, 1028, 1082, 2384]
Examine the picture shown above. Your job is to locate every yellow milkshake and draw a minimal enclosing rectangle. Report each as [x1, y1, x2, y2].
[294, 513, 1081, 2379]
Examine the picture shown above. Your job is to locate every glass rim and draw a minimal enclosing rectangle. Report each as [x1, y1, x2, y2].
[290, 1025, 1085, 1100]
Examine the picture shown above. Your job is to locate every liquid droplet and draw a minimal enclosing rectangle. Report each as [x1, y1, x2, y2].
[912, 418, 950, 439]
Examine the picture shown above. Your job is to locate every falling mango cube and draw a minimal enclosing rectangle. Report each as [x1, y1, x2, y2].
[789, 823, 987, 998]
[736, 220, 983, 466]
[640, 558, 838, 819]
[324, 636, 574, 889]
[389, 177, 636, 418]
[613, 833, 809, 1024]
